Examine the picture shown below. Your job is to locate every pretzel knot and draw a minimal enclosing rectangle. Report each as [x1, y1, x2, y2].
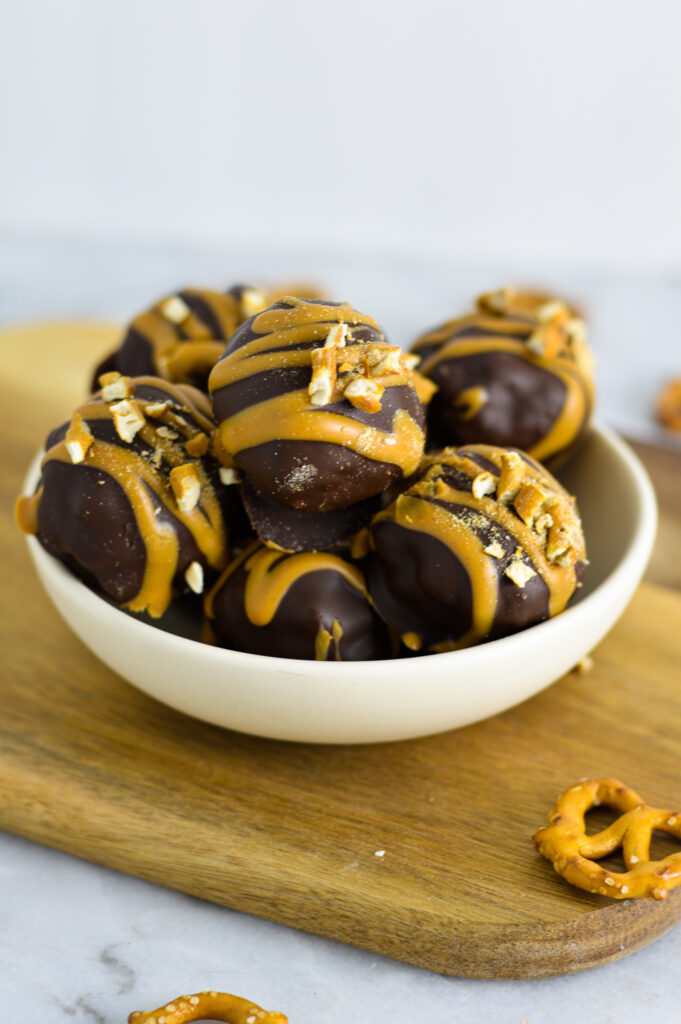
[533, 778, 681, 900]
[128, 991, 288, 1024]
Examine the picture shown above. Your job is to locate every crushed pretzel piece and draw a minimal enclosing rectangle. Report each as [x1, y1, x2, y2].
[170, 463, 202, 512]
[219, 466, 241, 486]
[536, 299, 568, 324]
[471, 471, 496, 500]
[484, 540, 505, 559]
[65, 412, 93, 464]
[111, 399, 146, 443]
[160, 295, 191, 324]
[127, 990, 288, 1024]
[156, 425, 179, 440]
[184, 561, 204, 594]
[342, 376, 384, 413]
[185, 432, 210, 457]
[365, 346, 403, 377]
[533, 778, 681, 900]
[504, 559, 537, 588]
[144, 400, 170, 418]
[240, 287, 267, 319]
[324, 322, 348, 348]
[309, 346, 337, 406]
[477, 286, 514, 314]
[514, 481, 548, 526]
[497, 451, 525, 502]
[99, 371, 132, 402]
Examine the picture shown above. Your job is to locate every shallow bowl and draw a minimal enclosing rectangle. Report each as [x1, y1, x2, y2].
[23, 422, 657, 744]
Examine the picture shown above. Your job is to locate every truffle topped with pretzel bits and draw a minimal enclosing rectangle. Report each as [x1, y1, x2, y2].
[209, 297, 431, 512]
[16, 374, 231, 618]
[366, 443, 586, 653]
[412, 286, 594, 467]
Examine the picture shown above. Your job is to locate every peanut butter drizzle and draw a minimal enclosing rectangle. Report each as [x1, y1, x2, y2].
[375, 445, 585, 648]
[382, 494, 500, 649]
[412, 314, 530, 353]
[420, 336, 593, 463]
[159, 340, 227, 383]
[314, 619, 344, 661]
[36, 381, 227, 618]
[15, 490, 41, 534]
[242, 546, 367, 627]
[209, 298, 425, 474]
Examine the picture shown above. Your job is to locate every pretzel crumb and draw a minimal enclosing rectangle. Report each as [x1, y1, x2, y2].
[111, 399, 145, 443]
[219, 466, 241, 486]
[472, 471, 496, 499]
[504, 560, 536, 588]
[65, 412, 93, 464]
[160, 295, 190, 324]
[309, 347, 337, 406]
[574, 655, 594, 675]
[484, 541, 505, 559]
[99, 371, 132, 402]
[170, 463, 202, 512]
[185, 561, 204, 594]
[156, 425, 179, 440]
[324, 322, 348, 348]
[343, 376, 384, 413]
[144, 401, 170, 418]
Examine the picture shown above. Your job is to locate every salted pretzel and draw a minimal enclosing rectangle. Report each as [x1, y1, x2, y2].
[533, 778, 681, 900]
[128, 991, 288, 1024]
[656, 377, 681, 432]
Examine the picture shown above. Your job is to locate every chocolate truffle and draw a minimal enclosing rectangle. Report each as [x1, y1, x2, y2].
[366, 444, 586, 653]
[92, 285, 270, 393]
[209, 297, 428, 513]
[16, 374, 230, 617]
[412, 287, 594, 467]
[206, 541, 391, 660]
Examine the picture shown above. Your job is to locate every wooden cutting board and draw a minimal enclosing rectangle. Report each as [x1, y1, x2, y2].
[2, 322, 681, 981]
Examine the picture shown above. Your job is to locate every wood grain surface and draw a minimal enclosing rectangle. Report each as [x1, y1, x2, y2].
[2, 322, 681, 980]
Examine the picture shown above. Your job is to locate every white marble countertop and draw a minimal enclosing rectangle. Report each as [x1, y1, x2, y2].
[3, 235, 681, 1021]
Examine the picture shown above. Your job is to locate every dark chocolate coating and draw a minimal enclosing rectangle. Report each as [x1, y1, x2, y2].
[32, 377, 229, 615]
[210, 552, 391, 661]
[211, 299, 426, 511]
[367, 514, 550, 650]
[35, 461, 204, 605]
[91, 287, 242, 393]
[425, 351, 568, 452]
[242, 480, 380, 552]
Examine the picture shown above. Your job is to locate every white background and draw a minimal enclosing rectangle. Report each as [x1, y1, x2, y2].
[2, 0, 681, 273]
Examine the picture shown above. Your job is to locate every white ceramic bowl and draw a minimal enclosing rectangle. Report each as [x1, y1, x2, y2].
[23, 422, 656, 744]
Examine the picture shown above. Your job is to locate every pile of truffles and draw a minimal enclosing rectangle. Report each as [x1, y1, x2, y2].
[16, 282, 593, 661]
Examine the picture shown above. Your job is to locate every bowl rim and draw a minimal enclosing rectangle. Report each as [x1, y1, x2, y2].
[23, 420, 657, 677]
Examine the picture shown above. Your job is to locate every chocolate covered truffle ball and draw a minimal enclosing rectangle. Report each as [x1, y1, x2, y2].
[93, 284, 270, 393]
[412, 287, 594, 467]
[209, 297, 428, 513]
[366, 444, 586, 653]
[206, 541, 391, 660]
[16, 374, 230, 617]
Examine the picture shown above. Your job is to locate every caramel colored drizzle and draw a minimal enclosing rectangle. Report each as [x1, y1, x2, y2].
[242, 546, 366, 627]
[383, 493, 500, 650]
[32, 379, 227, 617]
[420, 336, 594, 463]
[131, 289, 242, 382]
[375, 445, 585, 649]
[314, 618, 344, 661]
[209, 298, 425, 474]
[452, 385, 488, 420]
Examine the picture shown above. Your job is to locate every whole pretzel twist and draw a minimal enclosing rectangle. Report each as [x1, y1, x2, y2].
[128, 991, 288, 1024]
[533, 778, 681, 900]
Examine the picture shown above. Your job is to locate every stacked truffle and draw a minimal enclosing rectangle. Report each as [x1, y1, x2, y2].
[18, 282, 594, 661]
